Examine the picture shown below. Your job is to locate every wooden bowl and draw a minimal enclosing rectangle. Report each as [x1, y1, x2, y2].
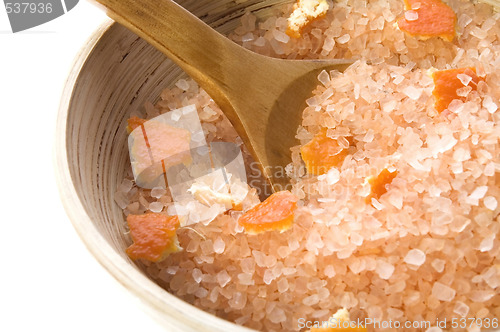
[55, 1, 290, 330]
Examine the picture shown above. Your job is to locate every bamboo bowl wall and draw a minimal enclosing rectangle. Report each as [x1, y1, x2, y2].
[55, 1, 291, 331]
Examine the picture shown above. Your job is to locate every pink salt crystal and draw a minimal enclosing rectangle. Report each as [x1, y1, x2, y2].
[387, 307, 403, 319]
[277, 278, 289, 293]
[350, 232, 363, 246]
[366, 305, 383, 320]
[282, 267, 297, 276]
[479, 235, 495, 252]
[483, 96, 498, 114]
[425, 328, 442, 332]
[404, 249, 426, 266]
[277, 246, 291, 258]
[453, 301, 470, 317]
[175, 79, 190, 91]
[200, 239, 214, 256]
[253, 250, 267, 267]
[253, 36, 266, 47]
[432, 282, 456, 302]
[263, 269, 275, 285]
[194, 287, 208, 298]
[481, 266, 500, 289]
[469, 186, 488, 200]
[404, 10, 419, 21]
[337, 34, 351, 44]
[228, 291, 247, 310]
[150, 186, 166, 198]
[268, 307, 286, 323]
[272, 29, 290, 43]
[469, 290, 495, 302]
[403, 86, 422, 100]
[376, 260, 395, 280]
[431, 259, 446, 273]
[484, 196, 498, 211]
[477, 307, 489, 318]
[240, 258, 255, 274]
[324, 265, 336, 278]
[238, 273, 255, 286]
[216, 270, 231, 287]
[213, 237, 225, 254]
[192, 268, 203, 283]
[302, 294, 320, 306]
[457, 74, 472, 86]
[318, 70, 330, 87]
[148, 201, 163, 213]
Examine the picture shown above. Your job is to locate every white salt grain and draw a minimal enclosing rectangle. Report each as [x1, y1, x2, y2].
[469, 290, 495, 302]
[213, 237, 225, 254]
[326, 168, 340, 185]
[192, 268, 203, 283]
[376, 260, 395, 280]
[484, 196, 498, 211]
[457, 74, 472, 86]
[324, 265, 336, 278]
[216, 270, 231, 287]
[469, 186, 488, 200]
[404, 249, 426, 266]
[479, 235, 495, 252]
[431, 259, 446, 273]
[337, 34, 350, 44]
[404, 10, 419, 21]
[272, 29, 290, 43]
[454, 301, 470, 317]
[318, 70, 330, 86]
[253, 36, 266, 47]
[483, 96, 498, 114]
[432, 282, 456, 302]
[302, 294, 319, 306]
[403, 86, 422, 100]
[148, 202, 163, 213]
[175, 79, 190, 91]
[425, 327, 442, 332]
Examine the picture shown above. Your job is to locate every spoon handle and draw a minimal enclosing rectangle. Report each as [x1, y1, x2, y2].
[93, 0, 248, 94]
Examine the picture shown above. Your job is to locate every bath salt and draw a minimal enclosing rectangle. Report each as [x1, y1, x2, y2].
[404, 249, 426, 266]
[432, 282, 456, 302]
[117, 1, 500, 330]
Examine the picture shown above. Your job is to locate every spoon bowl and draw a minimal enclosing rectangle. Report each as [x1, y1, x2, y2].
[93, 0, 353, 191]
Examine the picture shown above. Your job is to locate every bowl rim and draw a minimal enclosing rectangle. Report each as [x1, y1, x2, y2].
[54, 19, 253, 332]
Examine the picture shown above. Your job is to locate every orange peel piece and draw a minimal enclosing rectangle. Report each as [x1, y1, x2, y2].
[238, 191, 298, 234]
[287, 0, 330, 38]
[432, 67, 483, 113]
[126, 213, 181, 262]
[300, 129, 350, 176]
[366, 168, 398, 204]
[397, 0, 456, 42]
[126, 116, 147, 134]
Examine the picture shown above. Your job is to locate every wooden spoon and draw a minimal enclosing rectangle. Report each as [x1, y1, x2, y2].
[93, 0, 353, 193]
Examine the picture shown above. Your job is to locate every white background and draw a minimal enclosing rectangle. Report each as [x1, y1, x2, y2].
[0, 2, 166, 332]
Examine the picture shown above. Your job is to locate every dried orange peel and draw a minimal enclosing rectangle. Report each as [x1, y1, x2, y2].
[300, 129, 351, 176]
[126, 116, 147, 134]
[432, 67, 483, 113]
[287, 0, 331, 38]
[366, 168, 398, 204]
[397, 0, 457, 42]
[126, 213, 181, 262]
[238, 191, 298, 234]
